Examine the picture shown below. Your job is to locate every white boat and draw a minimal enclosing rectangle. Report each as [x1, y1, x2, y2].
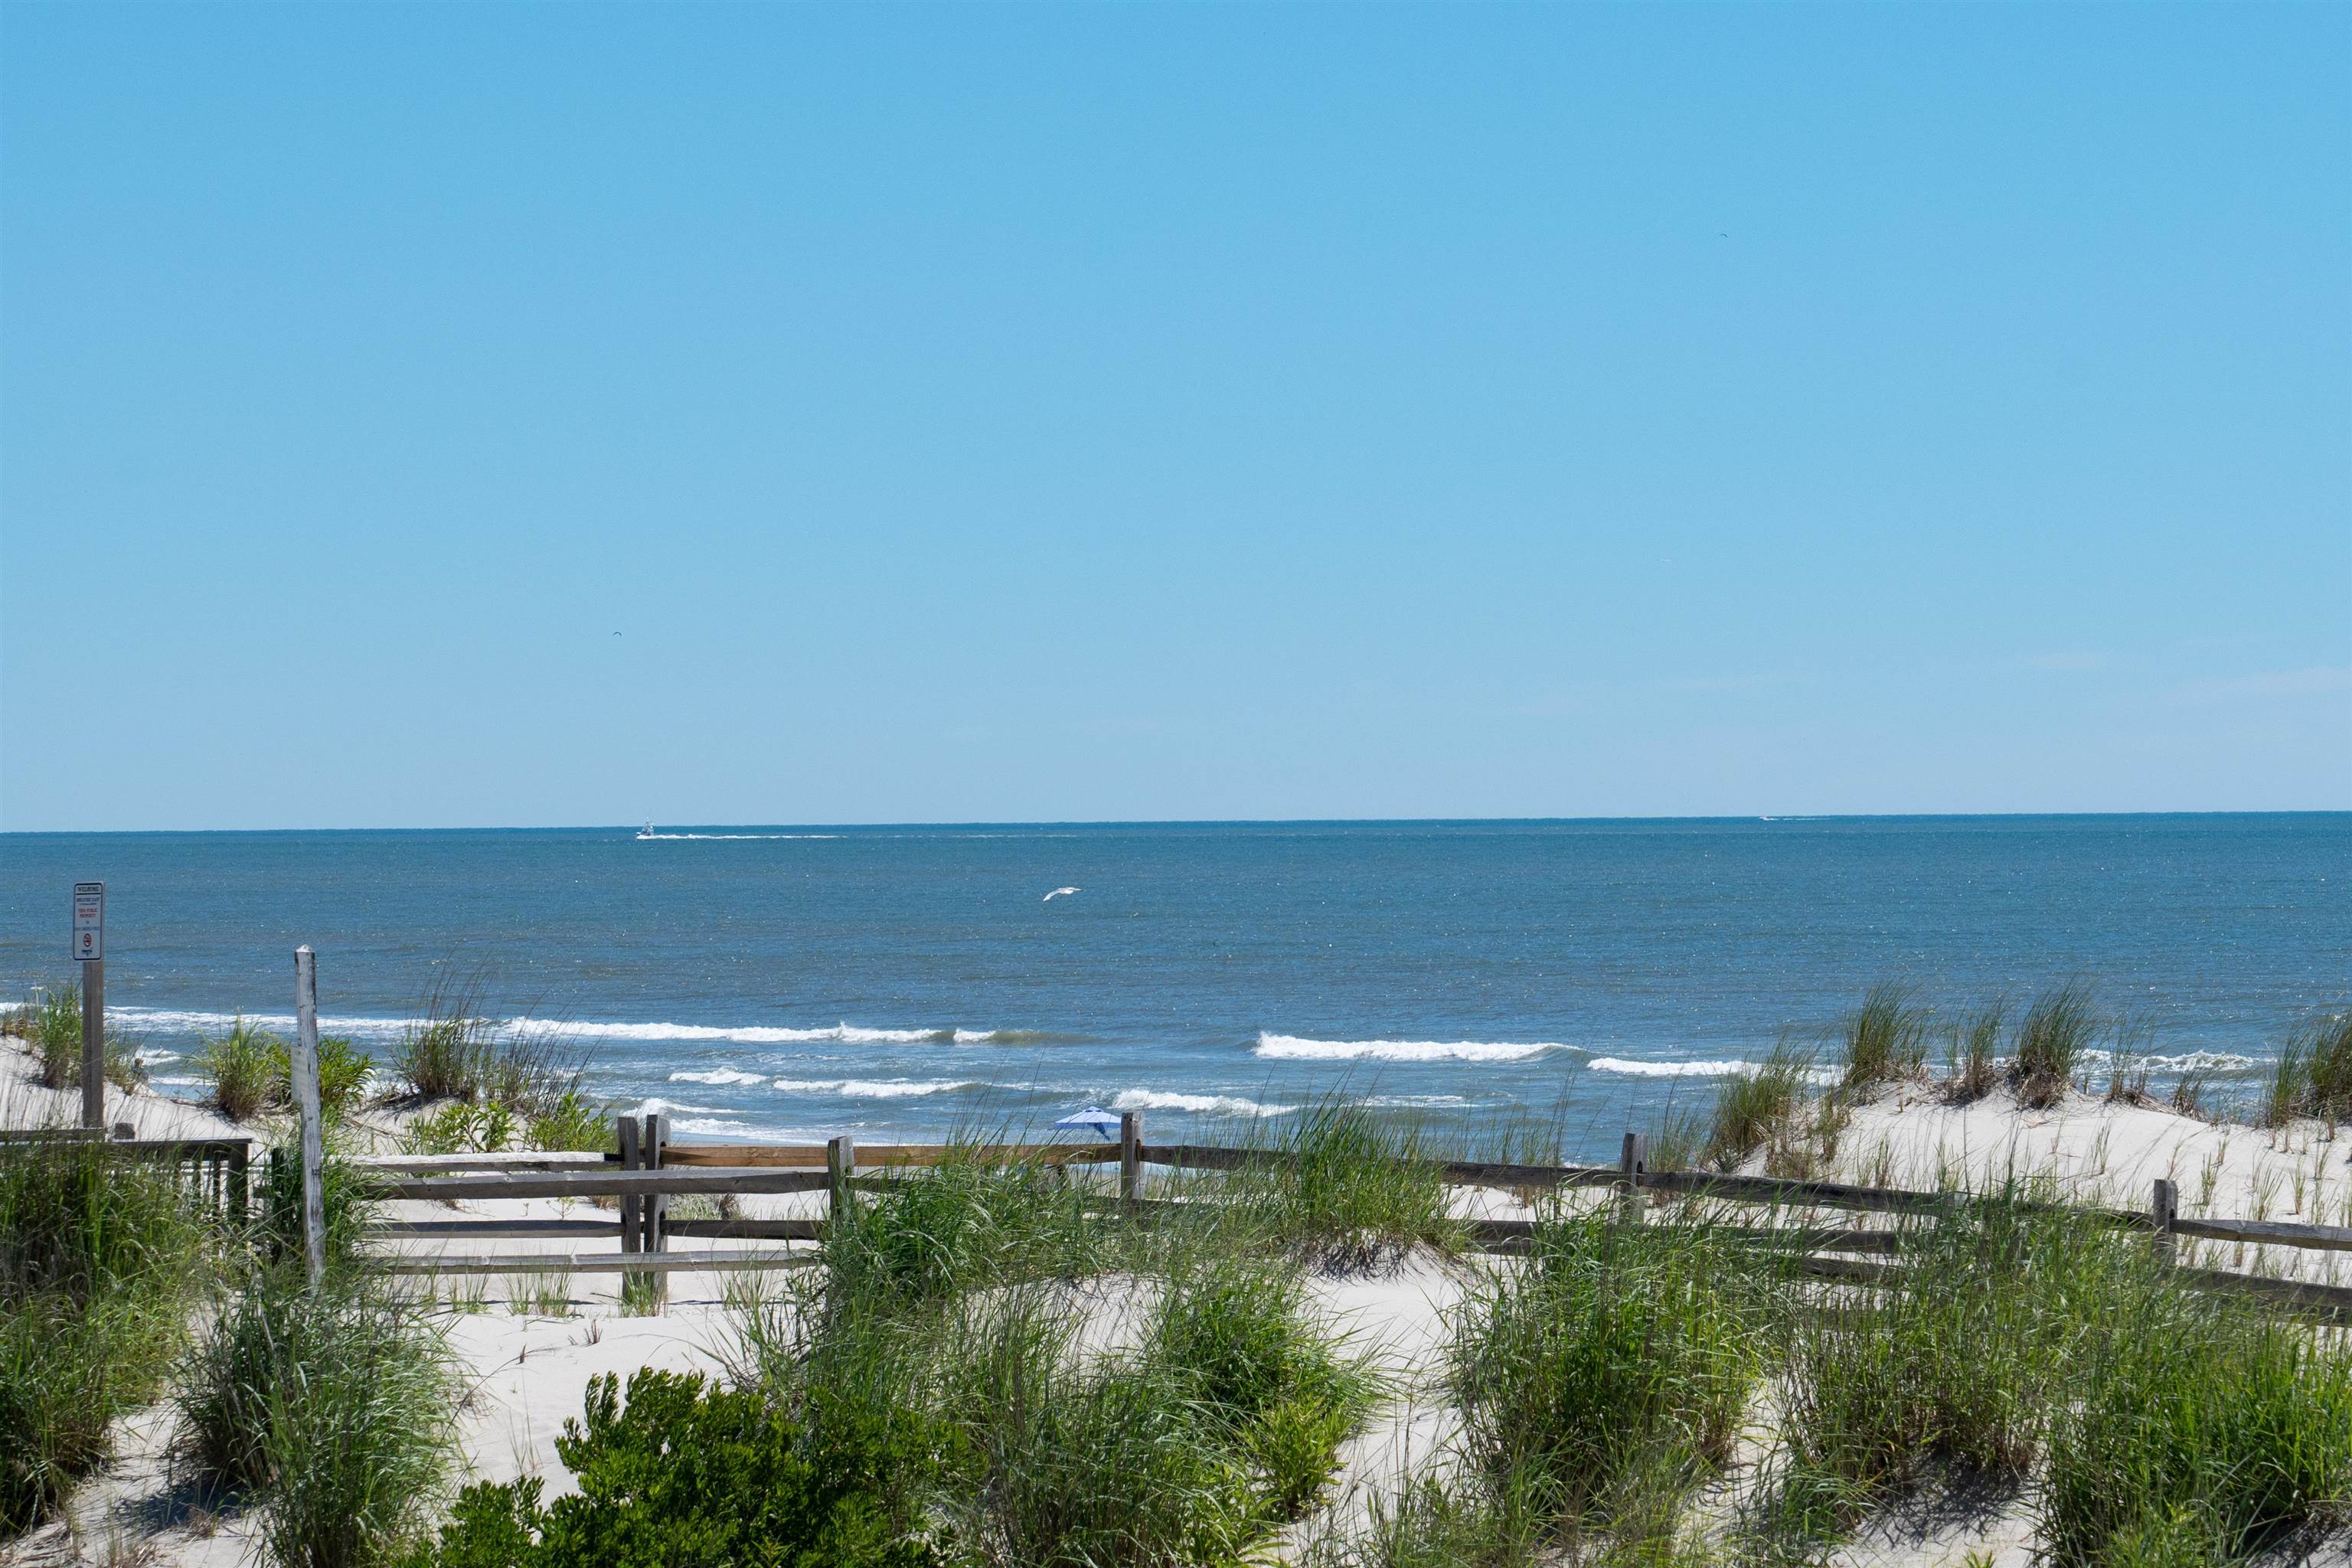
[635, 822, 657, 840]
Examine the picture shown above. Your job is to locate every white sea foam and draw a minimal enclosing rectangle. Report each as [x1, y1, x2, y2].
[1363, 1093, 1471, 1108]
[629, 1097, 732, 1116]
[674, 1118, 761, 1135]
[1112, 1089, 1295, 1118]
[136, 1050, 181, 1065]
[107, 1006, 1025, 1050]
[151, 1075, 205, 1086]
[1254, 1032, 1566, 1063]
[669, 1068, 769, 1086]
[769, 1077, 979, 1099]
[2077, 1050, 2262, 1074]
[1586, 1057, 1762, 1079]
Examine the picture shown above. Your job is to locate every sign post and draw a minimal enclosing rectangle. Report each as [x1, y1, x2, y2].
[72, 884, 104, 1129]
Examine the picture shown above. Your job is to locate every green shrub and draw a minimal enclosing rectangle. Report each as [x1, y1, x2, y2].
[391, 972, 584, 1118]
[404, 1100, 517, 1156]
[1452, 1210, 1772, 1534]
[527, 1090, 611, 1153]
[2040, 1292, 2352, 1566]
[260, 1147, 377, 1271]
[399, 1370, 958, 1568]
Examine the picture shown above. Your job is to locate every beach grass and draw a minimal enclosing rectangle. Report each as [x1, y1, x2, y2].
[178, 1264, 460, 1567]
[0, 1132, 214, 1533]
[1223, 1098, 1464, 1269]
[1451, 1206, 1779, 1540]
[1838, 982, 1931, 1093]
[2009, 982, 2100, 1108]
[1777, 1187, 2135, 1528]
[5, 979, 149, 1094]
[1700, 1040, 1814, 1171]
[2265, 1009, 2352, 1126]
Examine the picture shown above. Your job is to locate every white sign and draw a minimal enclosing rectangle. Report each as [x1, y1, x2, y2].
[72, 882, 103, 962]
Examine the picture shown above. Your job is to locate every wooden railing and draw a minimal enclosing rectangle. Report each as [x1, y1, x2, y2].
[340, 1118, 2352, 1317]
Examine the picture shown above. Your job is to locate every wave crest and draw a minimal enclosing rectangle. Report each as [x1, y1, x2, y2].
[1111, 1089, 1295, 1118]
[1253, 1032, 1567, 1063]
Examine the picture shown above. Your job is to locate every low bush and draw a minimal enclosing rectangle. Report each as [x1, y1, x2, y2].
[526, 1090, 611, 1153]
[404, 1100, 518, 1156]
[399, 1369, 958, 1568]
[390, 970, 583, 1119]
[1452, 1209, 1775, 1535]
[824, 1146, 1099, 1318]
[177, 1269, 460, 1556]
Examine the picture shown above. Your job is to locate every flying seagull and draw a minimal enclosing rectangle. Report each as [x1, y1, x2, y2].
[1043, 887, 1080, 902]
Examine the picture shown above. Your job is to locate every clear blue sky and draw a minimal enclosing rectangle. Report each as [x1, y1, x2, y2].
[3, 4, 2347, 830]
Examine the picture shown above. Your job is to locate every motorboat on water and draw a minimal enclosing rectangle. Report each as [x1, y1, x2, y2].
[635, 822, 658, 840]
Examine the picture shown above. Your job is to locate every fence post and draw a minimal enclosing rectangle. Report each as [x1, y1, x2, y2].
[292, 948, 327, 1285]
[1119, 1112, 1142, 1203]
[828, 1135, 856, 1226]
[2152, 1178, 2178, 1268]
[642, 1112, 667, 1305]
[617, 1116, 642, 1295]
[1619, 1131, 1647, 1220]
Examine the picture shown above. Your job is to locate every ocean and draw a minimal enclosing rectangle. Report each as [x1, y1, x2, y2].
[2, 816, 2344, 1161]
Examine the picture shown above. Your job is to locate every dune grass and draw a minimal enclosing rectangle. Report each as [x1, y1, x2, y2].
[2009, 982, 2100, 1108]
[2265, 1009, 2352, 1126]
[5, 979, 148, 1093]
[2040, 1279, 2352, 1565]
[177, 1265, 461, 1567]
[0, 1133, 214, 1532]
[1943, 1001, 2004, 1103]
[1775, 1188, 2141, 1538]
[1700, 1040, 1814, 1171]
[1838, 982, 1930, 1093]
[1221, 1099, 1462, 1269]
[1451, 1206, 1779, 1542]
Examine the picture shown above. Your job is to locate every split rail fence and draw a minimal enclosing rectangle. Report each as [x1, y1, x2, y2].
[345, 1116, 2352, 1319]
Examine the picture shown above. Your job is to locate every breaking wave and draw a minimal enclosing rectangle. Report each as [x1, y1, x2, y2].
[1111, 1089, 1295, 1118]
[769, 1077, 984, 1099]
[1253, 1033, 1569, 1063]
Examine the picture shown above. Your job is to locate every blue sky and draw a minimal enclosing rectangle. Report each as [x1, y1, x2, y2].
[3, 4, 2346, 830]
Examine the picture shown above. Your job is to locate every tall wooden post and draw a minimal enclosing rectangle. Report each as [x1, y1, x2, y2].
[2151, 1178, 2178, 1268]
[80, 960, 105, 1130]
[292, 947, 327, 1284]
[1119, 1111, 1142, 1203]
[1619, 1130, 1648, 1221]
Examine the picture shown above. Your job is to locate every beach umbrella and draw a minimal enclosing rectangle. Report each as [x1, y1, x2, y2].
[1054, 1106, 1122, 1137]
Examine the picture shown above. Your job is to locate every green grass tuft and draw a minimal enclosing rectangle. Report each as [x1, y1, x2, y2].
[2009, 982, 2099, 1107]
[1838, 982, 1930, 1093]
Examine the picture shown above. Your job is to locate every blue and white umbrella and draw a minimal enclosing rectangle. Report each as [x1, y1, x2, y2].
[1053, 1106, 1123, 1137]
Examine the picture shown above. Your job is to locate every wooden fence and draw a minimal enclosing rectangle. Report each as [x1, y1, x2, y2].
[2, 1129, 254, 1227]
[346, 1118, 2352, 1318]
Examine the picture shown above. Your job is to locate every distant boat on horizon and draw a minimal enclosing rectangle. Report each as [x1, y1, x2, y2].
[636, 822, 657, 840]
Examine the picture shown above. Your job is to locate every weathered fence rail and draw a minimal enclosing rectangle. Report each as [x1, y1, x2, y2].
[335, 1113, 2352, 1321]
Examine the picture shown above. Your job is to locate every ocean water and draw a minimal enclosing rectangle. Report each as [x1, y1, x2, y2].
[2, 816, 2344, 1161]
